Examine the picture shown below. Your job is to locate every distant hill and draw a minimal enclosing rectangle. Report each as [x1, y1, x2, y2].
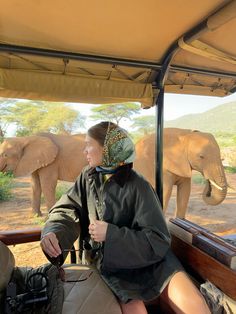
[164, 101, 236, 134]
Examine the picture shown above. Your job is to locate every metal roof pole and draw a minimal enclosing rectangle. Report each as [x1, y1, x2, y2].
[155, 89, 164, 206]
[0, 43, 161, 71]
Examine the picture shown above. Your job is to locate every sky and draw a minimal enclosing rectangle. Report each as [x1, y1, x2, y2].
[163, 92, 236, 121]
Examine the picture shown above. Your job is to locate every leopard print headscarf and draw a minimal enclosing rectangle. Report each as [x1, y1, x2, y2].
[101, 123, 135, 169]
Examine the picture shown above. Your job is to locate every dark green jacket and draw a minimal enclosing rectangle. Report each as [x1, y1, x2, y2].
[42, 164, 183, 303]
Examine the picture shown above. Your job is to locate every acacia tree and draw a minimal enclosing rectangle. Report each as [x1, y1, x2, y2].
[4, 101, 85, 136]
[131, 115, 156, 136]
[0, 99, 16, 139]
[90, 103, 141, 125]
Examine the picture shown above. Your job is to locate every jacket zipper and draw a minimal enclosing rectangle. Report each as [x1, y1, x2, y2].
[97, 176, 110, 221]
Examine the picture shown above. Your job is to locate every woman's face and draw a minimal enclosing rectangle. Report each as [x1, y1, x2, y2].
[84, 135, 103, 167]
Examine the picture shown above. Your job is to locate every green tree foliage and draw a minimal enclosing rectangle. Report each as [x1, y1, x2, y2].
[214, 132, 236, 148]
[0, 99, 16, 139]
[4, 101, 85, 136]
[131, 115, 155, 136]
[90, 103, 141, 125]
[0, 172, 13, 201]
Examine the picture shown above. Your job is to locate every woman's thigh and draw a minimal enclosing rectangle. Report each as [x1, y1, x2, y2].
[161, 271, 210, 314]
[119, 300, 148, 314]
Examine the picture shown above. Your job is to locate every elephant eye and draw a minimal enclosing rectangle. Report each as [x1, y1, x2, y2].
[1, 153, 7, 158]
[199, 155, 204, 159]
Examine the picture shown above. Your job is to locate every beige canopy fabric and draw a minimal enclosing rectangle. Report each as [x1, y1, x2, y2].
[0, 68, 154, 107]
[0, 0, 236, 104]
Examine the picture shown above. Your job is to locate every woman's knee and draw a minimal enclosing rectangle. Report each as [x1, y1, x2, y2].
[162, 271, 210, 314]
[119, 299, 148, 314]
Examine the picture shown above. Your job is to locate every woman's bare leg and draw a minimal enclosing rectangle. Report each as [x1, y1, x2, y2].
[161, 271, 210, 314]
[119, 300, 148, 314]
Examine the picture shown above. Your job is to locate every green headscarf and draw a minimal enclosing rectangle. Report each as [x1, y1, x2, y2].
[101, 123, 135, 170]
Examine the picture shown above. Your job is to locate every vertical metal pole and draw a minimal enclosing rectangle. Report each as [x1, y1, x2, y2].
[155, 88, 164, 207]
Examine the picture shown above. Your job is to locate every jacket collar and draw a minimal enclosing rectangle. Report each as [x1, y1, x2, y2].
[87, 163, 133, 187]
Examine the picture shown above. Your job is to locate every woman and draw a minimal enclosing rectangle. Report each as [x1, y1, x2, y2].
[41, 121, 210, 314]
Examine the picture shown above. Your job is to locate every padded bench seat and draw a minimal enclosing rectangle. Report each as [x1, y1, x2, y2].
[62, 264, 122, 314]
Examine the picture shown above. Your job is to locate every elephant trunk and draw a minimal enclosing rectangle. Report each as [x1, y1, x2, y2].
[202, 177, 227, 205]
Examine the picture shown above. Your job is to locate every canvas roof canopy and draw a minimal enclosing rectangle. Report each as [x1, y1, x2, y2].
[0, 0, 236, 107]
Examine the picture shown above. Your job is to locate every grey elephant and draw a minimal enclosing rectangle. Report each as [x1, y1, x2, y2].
[134, 128, 227, 218]
[0, 133, 87, 216]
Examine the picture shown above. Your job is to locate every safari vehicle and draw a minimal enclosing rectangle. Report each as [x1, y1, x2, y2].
[0, 0, 236, 313]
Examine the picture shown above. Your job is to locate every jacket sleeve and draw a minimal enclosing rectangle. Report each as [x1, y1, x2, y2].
[103, 177, 171, 270]
[41, 170, 87, 261]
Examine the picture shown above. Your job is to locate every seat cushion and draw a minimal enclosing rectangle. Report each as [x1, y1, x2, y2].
[62, 264, 122, 314]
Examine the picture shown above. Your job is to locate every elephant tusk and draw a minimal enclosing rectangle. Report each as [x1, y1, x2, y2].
[209, 179, 223, 191]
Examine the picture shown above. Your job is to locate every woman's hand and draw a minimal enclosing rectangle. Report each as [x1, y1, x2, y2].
[40, 232, 62, 258]
[89, 220, 108, 242]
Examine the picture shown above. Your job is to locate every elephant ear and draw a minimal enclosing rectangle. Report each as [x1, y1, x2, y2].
[164, 133, 192, 178]
[15, 136, 59, 176]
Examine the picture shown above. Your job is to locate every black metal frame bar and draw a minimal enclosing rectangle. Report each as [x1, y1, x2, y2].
[170, 65, 236, 80]
[0, 43, 161, 71]
[1, 44, 236, 80]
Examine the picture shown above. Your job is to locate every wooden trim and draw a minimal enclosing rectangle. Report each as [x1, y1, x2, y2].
[171, 235, 236, 300]
[0, 228, 41, 245]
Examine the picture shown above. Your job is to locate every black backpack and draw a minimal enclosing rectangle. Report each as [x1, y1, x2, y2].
[4, 264, 64, 314]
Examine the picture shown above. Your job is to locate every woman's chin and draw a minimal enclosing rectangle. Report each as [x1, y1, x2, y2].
[88, 161, 96, 167]
[87, 159, 101, 167]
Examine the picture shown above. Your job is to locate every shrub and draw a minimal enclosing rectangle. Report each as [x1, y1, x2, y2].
[40, 182, 73, 205]
[192, 173, 205, 185]
[55, 183, 71, 200]
[33, 215, 47, 226]
[224, 166, 236, 174]
[0, 172, 13, 201]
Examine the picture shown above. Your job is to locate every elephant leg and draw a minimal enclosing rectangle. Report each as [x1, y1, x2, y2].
[163, 171, 174, 214]
[31, 172, 42, 216]
[176, 178, 191, 218]
[39, 166, 58, 211]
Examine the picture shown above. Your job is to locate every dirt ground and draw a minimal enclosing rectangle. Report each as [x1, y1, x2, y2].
[0, 174, 236, 267]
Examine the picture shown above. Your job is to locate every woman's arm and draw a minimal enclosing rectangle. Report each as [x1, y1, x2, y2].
[41, 170, 87, 260]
